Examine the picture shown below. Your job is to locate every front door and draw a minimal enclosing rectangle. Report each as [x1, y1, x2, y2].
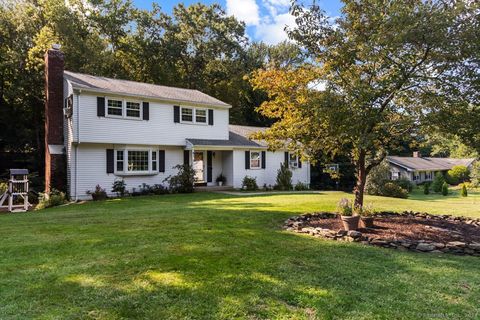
[193, 151, 205, 182]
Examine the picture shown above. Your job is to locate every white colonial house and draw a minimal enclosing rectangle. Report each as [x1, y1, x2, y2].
[44, 47, 310, 200]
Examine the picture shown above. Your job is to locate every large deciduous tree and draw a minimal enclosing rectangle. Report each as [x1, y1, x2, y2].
[250, 0, 479, 207]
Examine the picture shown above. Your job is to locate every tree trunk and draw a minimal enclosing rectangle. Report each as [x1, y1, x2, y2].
[354, 149, 367, 208]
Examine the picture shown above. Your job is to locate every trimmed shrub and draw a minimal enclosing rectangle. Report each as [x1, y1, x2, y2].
[393, 178, 413, 193]
[461, 184, 468, 197]
[164, 164, 195, 193]
[441, 182, 449, 196]
[35, 189, 66, 210]
[294, 182, 310, 191]
[446, 165, 470, 185]
[152, 184, 169, 195]
[87, 185, 107, 200]
[112, 179, 127, 197]
[432, 172, 445, 193]
[469, 162, 480, 187]
[242, 176, 258, 191]
[382, 182, 408, 199]
[276, 162, 293, 190]
[365, 161, 390, 195]
[423, 182, 430, 195]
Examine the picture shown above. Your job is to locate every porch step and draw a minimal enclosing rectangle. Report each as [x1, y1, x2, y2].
[195, 185, 235, 192]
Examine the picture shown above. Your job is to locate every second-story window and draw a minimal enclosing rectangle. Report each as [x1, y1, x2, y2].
[108, 99, 123, 116]
[126, 101, 141, 118]
[181, 107, 193, 122]
[196, 109, 207, 123]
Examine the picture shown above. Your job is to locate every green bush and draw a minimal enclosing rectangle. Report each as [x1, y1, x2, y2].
[242, 176, 258, 191]
[432, 172, 445, 193]
[294, 181, 310, 191]
[441, 182, 449, 196]
[393, 178, 413, 193]
[112, 179, 127, 197]
[365, 161, 390, 195]
[35, 189, 66, 210]
[470, 162, 480, 187]
[0, 182, 7, 194]
[423, 182, 430, 195]
[446, 165, 470, 185]
[164, 164, 195, 193]
[382, 182, 408, 199]
[461, 183, 468, 197]
[275, 162, 293, 190]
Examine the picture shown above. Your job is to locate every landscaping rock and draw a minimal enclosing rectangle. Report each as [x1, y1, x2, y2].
[347, 230, 362, 239]
[416, 243, 435, 251]
[446, 241, 466, 248]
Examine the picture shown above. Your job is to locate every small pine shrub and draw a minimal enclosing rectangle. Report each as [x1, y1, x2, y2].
[112, 179, 127, 197]
[432, 173, 445, 193]
[164, 164, 195, 193]
[294, 182, 309, 191]
[242, 176, 258, 191]
[461, 183, 468, 197]
[441, 182, 449, 196]
[423, 183, 430, 195]
[382, 182, 408, 199]
[275, 162, 293, 191]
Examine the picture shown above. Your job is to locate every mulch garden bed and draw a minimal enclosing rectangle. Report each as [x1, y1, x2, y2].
[284, 211, 480, 256]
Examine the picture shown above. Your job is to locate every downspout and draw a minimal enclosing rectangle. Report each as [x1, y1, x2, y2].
[74, 91, 81, 200]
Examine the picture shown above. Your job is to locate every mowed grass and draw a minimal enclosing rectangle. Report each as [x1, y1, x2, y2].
[1, 191, 480, 319]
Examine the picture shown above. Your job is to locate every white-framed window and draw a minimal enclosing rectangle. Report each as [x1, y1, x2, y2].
[126, 101, 141, 118]
[195, 108, 207, 123]
[250, 151, 261, 169]
[115, 149, 158, 174]
[106, 98, 143, 120]
[180, 107, 208, 124]
[390, 171, 399, 180]
[107, 99, 123, 116]
[289, 153, 299, 169]
[425, 171, 433, 180]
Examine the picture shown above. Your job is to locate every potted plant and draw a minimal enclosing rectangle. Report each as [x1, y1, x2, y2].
[216, 173, 226, 186]
[86, 184, 108, 201]
[359, 203, 375, 228]
[337, 198, 359, 231]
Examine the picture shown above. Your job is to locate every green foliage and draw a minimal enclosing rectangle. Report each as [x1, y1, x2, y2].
[382, 183, 408, 199]
[393, 178, 413, 193]
[0, 182, 7, 194]
[86, 185, 108, 201]
[441, 182, 449, 196]
[294, 182, 309, 191]
[337, 198, 353, 216]
[471, 162, 480, 187]
[432, 173, 445, 193]
[35, 189, 66, 210]
[165, 164, 195, 193]
[423, 183, 430, 195]
[275, 162, 293, 191]
[446, 165, 470, 185]
[112, 179, 127, 197]
[216, 173, 226, 184]
[242, 176, 258, 191]
[365, 161, 390, 196]
[461, 184, 468, 197]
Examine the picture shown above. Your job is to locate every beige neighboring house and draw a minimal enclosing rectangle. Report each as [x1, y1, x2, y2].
[386, 152, 476, 184]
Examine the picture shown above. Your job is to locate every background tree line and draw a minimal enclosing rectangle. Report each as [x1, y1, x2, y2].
[0, 0, 302, 177]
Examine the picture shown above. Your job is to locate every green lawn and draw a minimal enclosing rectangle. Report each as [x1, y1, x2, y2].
[1, 191, 480, 319]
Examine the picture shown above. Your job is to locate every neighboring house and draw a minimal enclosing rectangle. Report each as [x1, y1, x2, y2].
[386, 152, 476, 184]
[44, 46, 310, 200]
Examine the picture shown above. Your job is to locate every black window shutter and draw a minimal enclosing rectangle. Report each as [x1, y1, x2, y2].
[245, 151, 250, 169]
[207, 151, 213, 182]
[298, 157, 302, 168]
[97, 97, 105, 117]
[143, 102, 149, 120]
[106, 149, 114, 173]
[159, 150, 165, 172]
[261, 151, 266, 169]
[208, 109, 214, 125]
[183, 150, 190, 166]
[284, 152, 289, 166]
[174, 105, 180, 123]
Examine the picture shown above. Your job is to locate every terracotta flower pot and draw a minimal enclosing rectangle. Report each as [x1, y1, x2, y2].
[341, 215, 360, 231]
[361, 216, 374, 228]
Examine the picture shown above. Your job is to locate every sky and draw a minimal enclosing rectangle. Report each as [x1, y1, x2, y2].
[133, 0, 343, 44]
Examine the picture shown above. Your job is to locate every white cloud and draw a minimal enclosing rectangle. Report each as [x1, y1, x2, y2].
[255, 12, 296, 45]
[226, 0, 260, 26]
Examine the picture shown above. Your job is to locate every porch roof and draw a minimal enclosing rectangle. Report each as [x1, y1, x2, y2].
[186, 125, 268, 149]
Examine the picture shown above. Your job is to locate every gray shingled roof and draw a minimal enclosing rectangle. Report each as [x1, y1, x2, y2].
[64, 71, 231, 108]
[387, 156, 476, 171]
[187, 125, 268, 148]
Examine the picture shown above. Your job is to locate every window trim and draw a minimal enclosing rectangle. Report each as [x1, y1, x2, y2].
[249, 151, 262, 169]
[114, 148, 158, 175]
[180, 106, 209, 125]
[289, 153, 299, 169]
[105, 97, 144, 120]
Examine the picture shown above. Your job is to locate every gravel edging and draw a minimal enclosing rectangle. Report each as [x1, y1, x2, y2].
[284, 211, 480, 256]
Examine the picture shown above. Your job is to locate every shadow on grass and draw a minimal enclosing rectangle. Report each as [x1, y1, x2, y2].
[1, 192, 480, 319]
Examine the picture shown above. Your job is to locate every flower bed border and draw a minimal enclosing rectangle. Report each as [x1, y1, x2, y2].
[284, 211, 480, 256]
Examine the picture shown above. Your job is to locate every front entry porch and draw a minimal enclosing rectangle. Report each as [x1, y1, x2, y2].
[185, 149, 234, 188]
